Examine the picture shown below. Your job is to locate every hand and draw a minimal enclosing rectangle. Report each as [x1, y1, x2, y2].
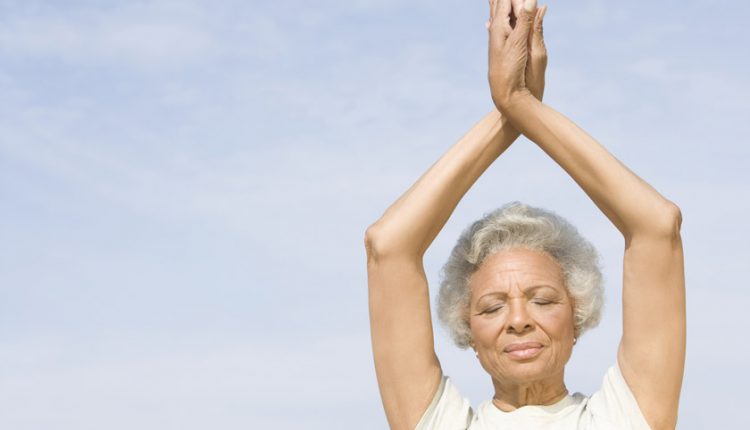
[486, 0, 547, 108]
[524, 3, 547, 100]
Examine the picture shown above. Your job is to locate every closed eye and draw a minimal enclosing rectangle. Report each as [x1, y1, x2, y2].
[481, 305, 503, 315]
[532, 299, 553, 305]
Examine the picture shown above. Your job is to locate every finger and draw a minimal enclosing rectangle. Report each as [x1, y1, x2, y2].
[493, 0, 511, 28]
[489, 0, 513, 36]
[537, 5, 547, 38]
[499, 0, 514, 34]
[500, 0, 512, 19]
[526, 5, 537, 50]
[526, 4, 548, 99]
[489, 0, 508, 27]
[531, 5, 547, 51]
[509, 0, 536, 47]
[491, 0, 503, 21]
[510, 0, 522, 28]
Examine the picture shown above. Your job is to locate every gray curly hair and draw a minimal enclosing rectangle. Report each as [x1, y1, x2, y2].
[437, 201, 604, 349]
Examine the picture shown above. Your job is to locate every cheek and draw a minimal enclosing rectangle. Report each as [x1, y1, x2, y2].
[535, 306, 575, 342]
[470, 316, 503, 347]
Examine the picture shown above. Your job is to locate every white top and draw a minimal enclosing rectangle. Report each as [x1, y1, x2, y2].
[415, 362, 651, 430]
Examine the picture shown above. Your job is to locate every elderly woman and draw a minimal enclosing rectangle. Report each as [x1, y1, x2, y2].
[364, 0, 685, 429]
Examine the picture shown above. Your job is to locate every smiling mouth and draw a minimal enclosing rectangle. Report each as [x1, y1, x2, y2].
[503, 342, 544, 360]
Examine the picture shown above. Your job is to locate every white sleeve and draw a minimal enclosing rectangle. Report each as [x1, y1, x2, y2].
[586, 361, 652, 429]
[414, 375, 474, 430]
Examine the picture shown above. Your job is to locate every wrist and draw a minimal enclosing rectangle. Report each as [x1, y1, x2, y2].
[495, 89, 534, 114]
[530, 85, 545, 102]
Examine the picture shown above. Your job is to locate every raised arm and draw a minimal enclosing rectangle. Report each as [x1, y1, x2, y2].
[488, 2, 685, 429]
[366, 110, 516, 430]
[365, 4, 547, 428]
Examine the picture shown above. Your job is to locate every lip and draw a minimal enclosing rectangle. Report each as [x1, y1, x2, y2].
[503, 342, 544, 360]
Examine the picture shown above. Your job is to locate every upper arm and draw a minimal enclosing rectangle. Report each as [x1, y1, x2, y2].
[618, 204, 685, 430]
[365, 226, 443, 430]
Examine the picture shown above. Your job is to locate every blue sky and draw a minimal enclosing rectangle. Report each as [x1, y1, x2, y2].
[1, 0, 747, 428]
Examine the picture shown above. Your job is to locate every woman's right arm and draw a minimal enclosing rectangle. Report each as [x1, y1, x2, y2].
[366, 4, 546, 428]
[365, 109, 519, 430]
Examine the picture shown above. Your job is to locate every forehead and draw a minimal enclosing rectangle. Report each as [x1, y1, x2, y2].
[469, 248, 565, 296]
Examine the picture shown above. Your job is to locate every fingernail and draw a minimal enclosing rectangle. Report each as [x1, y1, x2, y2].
[525, 0, 536, 12]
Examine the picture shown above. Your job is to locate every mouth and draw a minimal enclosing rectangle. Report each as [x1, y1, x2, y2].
[503, 342, 544, 360]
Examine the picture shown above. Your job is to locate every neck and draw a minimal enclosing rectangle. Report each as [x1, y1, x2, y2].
[491, 371, 568, 412]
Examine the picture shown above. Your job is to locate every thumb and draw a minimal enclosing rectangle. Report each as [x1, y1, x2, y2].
[512, 0, 537, 45]
[530, 5, 547, 51]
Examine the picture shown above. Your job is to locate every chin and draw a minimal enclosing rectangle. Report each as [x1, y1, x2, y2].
[502, 362, 559, 384]
[487, 352, 565, 385]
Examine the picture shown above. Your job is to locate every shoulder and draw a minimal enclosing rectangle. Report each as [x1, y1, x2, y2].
[585, 362, 653, 429]
[415, 376, 474, 430]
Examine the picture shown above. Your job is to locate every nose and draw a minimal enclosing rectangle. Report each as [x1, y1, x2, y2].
[506, 300, 534, 335]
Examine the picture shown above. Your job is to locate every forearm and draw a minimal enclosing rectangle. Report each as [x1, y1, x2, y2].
[501, 94, 679, 240]
[366, 109, 520, 259]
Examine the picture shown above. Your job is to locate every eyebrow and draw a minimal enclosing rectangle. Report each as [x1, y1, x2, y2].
[476, 284, 560, 302]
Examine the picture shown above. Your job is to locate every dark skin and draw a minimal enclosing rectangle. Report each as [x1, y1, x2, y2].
[366, 2, 549, 428]
[368, 0, 685, 429]
[489, 1, 685, 428]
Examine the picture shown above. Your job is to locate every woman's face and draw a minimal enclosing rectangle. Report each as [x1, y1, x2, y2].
[468, 248, 575, 386]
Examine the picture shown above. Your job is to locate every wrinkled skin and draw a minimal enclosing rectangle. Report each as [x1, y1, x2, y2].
[487, 0, 548, 106]
[468, 248, 576, 409]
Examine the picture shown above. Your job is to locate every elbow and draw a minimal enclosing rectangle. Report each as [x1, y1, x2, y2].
[365, 222, 395, 264]
[632, 201, 683, 241]
[658, 202, 683, 238]
[364, 223, 382, 263]
[364, 222, 419, 264]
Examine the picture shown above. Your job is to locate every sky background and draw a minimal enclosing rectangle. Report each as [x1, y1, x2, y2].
[0, 0, 747, 428]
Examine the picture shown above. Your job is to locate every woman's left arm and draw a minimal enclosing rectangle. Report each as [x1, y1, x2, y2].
[503, 94, 685, 430]
[488, 2, 685, 429]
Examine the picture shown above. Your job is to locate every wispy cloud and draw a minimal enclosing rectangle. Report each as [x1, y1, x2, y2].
[0, 2, 214, 68]
[1, 0, 748, 428]
[0, 332, 384, 429]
